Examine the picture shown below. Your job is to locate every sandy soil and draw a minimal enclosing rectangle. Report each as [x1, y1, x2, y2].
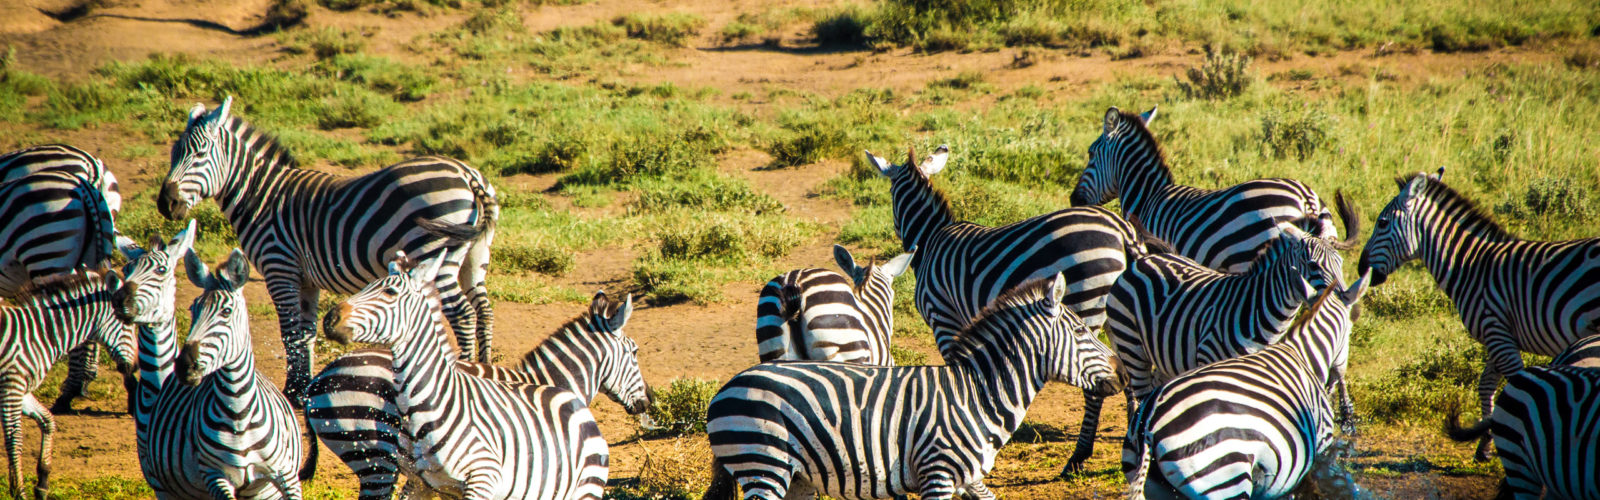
[0, 0, 1533, 497]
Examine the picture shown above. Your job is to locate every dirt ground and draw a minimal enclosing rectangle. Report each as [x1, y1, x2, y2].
[0, 0, 1534, 497]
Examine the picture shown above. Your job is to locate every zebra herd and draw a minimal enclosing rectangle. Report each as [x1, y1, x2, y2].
[0, 95, 1594, 500]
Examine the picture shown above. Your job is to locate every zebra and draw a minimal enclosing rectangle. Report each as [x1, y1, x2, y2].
[868, 145, 1143, 475]
[1446, 365, 1600, 500]
[0, 168, 124, 413]
[1123, 271, 1371, 500]
[138, 248, 304, 499]
[0, 267, 137, 500]
[111, 220, 195, 467]
[1070, 106, 1360, 273]
[0, 143, 123, 220]
[1358, 169, 1600, 461]
[322, 252, 609, 500]
[158, 96, 500, 404]
[703, 275, 1126, 500]
[1551, 334, 1600, 368]
[303, 289, 650, 500]
[755, 244, 914, 365]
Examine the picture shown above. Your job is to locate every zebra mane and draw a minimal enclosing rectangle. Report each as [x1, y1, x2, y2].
[524, 309, 609, 360]
[953, 277, 1058, 346]
[1397, 173, 1513, 241]
[1112, 108, 1173, 180]
[215, 115, 301, 170]
[5, 267, 111, 306]
[1286, 283, 1338, 334]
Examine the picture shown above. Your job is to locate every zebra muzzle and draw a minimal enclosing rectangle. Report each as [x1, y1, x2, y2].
[110, 282, 135, 323]
[176, 342, 204, 387]
[323, 304, 353, 344]
[157, 183, 189, 220]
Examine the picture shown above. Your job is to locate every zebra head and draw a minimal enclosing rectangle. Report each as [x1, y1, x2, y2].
[115, 219, 197, 325]
[832, 244, 914, 291]
[1071, 106, 1156, 207]
[161, 96, 235, 221]
[1358, 169, 1444, 286]
[582, 291, 653, 416]
[968, 275, 1126, 398]
[866, 145, 950, 249]
[1250, 224, 1342, 299]
[325, 251, 445, 347]
[176, 248, 252, 387]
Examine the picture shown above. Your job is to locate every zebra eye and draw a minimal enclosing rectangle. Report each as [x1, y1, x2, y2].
[383, 287, 399, 297]
[1375, 218, 1389, 229]
[156, 265, 168, 274]
[220, 307, 233, 318]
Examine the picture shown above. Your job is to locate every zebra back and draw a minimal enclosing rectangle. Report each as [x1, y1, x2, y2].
[0, 170, 119, 299]
[1446, 365, 1600, 500]
[0, 268, 135, 381]
[754, 247, 911, 366]
[1552, 334, 1600, 368]
[0, 143, 122, 217]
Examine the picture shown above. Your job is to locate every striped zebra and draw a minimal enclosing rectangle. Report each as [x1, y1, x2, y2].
[1358, 170, 1600, 460]
[1123, 272, 1371, 500]
[869, 146, 1142, 475]
[1551, 334, 1600, 368]
[322, 252, 609, 500]
[111, 220, 195, 470]
[139, 249, 303, 499]
[755, 244, 913, 365]
[0, 143, 123, 219]
[0, 167, 123, 413]
[0, 268, 137, 500]
[158, 97, 500, 404]
[1446, 365, 1600, 500]
[1070, 106, 1359, 273]
[1068, 221, 1354, 476]
[303, 289, 649, 500]
[703, 275, 1126, 500]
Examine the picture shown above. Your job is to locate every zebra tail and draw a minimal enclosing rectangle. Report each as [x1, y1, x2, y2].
[413, 177, 500, 245]
[1125, 431, 1157, 500]
[75, 175, 117, 269]
[701, 458, 738, 500]
[1443, 399, 1492, 442]
[1330, 189, 1362, 251]
[298, 410, 319, 482]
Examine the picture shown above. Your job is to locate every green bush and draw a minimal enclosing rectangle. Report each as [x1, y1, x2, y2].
[283, 26, 368, 59]
[1175, 47, 1253, 100]
[558, 126, 723, 186]
[498, 244, 575, 276]
[1362, 283, 1455, 320]
[928, 70, 988, 90]
[1495, 176, 1595, 220]
[890, 345, 929, 365]
[317, 91, 400, 129]
[613, 12, 707, 47]
[1259, 108, 1330, 160]
[812, 6, 870, 45]
[643, 378, 721, 436]
[632, 175, 784, 215]
[321, 54, 435, 101]
[1356, 339, 1483, 423]
[765, 121, 850, 167]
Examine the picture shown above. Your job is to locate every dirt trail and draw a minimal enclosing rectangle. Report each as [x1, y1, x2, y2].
[0, 0, 1537, 497]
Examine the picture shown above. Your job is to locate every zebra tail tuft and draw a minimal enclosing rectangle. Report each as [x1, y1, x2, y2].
[413, 176, 500, 245]
[1442, 398, 1492, 442]
[1331, 189, 1362, 251]
[701, 458, 738, 500]
[298, 409, 319, 482]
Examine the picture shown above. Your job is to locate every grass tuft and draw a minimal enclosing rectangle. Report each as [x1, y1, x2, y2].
[613, 13, 707, 47]
[644, 378, 721, 436]
[1175, 47, 1253, 100]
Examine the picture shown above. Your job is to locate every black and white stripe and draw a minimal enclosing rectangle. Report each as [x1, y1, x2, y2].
[0, 268, 136, 500]
[113, 221, 195, 462]
[322, 252, 608, 500]
[304, 290, 648, 500]
[139, 249, 304, 499]
[755, 245, 912, 365]
[1358, 170, 1600, 460]
[1551, 334, 1600, 368]
[1123, 273, 1370, 500]
[1446, 365, 1600, 500]
[0, 165, 123, 413]
[158, 97, 500, 404]
[0, 143, 123, 220]
[1070, 107, 1358, 273]
[703, 276, 1125, 500]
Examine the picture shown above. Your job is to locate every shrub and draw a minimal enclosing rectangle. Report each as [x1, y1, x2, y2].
[890, 345, 928, 365]
[1497, 176, 1595, 220]
[765, 120, 849, 167]
[317, 91, 399, 129]
[643, 378, 721, 436]
[462, 7, 525, 35]
[631, 257, 721, 304]
[928, 70, 988, 90]
[613, 12, 707, 47]
[632, 175, 785, 215]
[1259, 108, 1330, 160]
[1356, 339, 1483, 423]
[812, 6, 870, 45]
[720, 22, 763, 44]
[284, 26, 368, 59]
[619, 436, 715, 499]
[1567, 48, 1600, 70]
[498, 244, 575, 276]
[1175, 47, 1253, 100]
[1362, 283, 1454, 320]
[322, 54, 435, 101]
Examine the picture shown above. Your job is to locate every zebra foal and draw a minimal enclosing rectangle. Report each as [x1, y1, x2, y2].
[1071, 106, 1358, 272]
[322, 252, 609, 500]
[0, 268, 136, 500]
[704, 275, 1125, 500]
[1359, 169, 1600, 460]
[112, 221, 195, 460]
[139, 249, 304, 499]
[1123, 272, 1371, 500]
[159, 97, 500, 404]
[755, 244, 913, 365]
[1446, 365, 1600, 500]
[304, 289, 650, 500]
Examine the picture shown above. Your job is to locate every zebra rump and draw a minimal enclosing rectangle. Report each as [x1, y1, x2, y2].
[755, 245, 912, 365]
[1446, 365, 1600, 500]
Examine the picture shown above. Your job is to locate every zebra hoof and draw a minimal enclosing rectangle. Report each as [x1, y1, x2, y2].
[47, 399, 76, 416]
[1473, 450, 1494, 463]
[1057, 460, 1087, 479]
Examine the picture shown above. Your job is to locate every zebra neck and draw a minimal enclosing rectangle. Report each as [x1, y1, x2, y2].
[135, 319, 177, 422]
[205, 351, 262, 411]
[888, 170, 955, 251]
[520, 332, 598, 403]
[950, 342, 1050, 446]
[1251, 264, 1312, 337]
[1115, 155, 1173, 215]
[388, 315, 463, 411]
[216, 166, 330, 229]
[1415, 208, 1507, 298]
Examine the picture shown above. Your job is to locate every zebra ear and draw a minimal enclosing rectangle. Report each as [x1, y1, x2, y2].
[387, 250, 409, 276]
[119, 236, 147, 262]
[864, 150, 892, 177]
[881, 251, 914, 278]
[408, 253, 444, 283]
[1404, 175, 1427, 196]
[185, 249, 212, 288]
[1046, 273, 1067, 314]
[1139, 106, 1157, 126]
[609, 294, 634, 331]
[919, 144, 949, 176]
[187, 103, 206, 125]
[214, 96, 233, 123]
[833, 244, 860, 276]
[1341, 269, 1373, 306]
[1431, 165, 1446, 181]
[217, 249, 250, 290]
[1103, 107, 1122, 135]
[169, 219, 198, 258]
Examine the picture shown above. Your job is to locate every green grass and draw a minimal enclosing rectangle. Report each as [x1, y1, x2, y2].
[643, 378, 721, 437]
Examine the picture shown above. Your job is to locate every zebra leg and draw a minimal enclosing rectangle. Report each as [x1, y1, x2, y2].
[462, 221, 495, 363]
[20, 395, 52, 500]
[1061, 391, 1106, 477]
[49, 343, 99, 414]
[1475, 336, 1523, 462]
[1336, 375, 1359, 436]
[430, 247, 479, 362]
[2, 383, 26, 500]
[204, 472, 237, 500]
[959, 480, 997, 500]
[1472, 365, 1503, 462]
[266, 275, 317, 407]
[914, 470, 959, 500]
